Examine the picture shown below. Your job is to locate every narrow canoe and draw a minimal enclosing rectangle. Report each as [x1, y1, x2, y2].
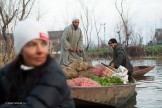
[71, 77, 136, 107]
[133, 65, 155, 77]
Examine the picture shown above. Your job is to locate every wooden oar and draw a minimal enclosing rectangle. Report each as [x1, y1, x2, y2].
[101, 62, 117, 71]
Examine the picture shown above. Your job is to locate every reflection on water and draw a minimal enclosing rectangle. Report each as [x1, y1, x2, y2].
[135, 76, 155, 81]
[92, 58, 162, 108]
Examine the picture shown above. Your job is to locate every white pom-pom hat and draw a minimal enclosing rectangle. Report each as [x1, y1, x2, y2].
[13, 20, 49, 55]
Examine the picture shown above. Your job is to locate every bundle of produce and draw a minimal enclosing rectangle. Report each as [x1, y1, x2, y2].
[62, 66, 78, 79]
[69, 60, 91, 71]
[67, 77, 101, 87]
[91, 76, 124, 86]
[91, 65, 114, 77]
[77, 69, 95, 78]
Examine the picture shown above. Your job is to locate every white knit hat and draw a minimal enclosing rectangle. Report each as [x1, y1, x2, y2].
[13, 20, 49, 55]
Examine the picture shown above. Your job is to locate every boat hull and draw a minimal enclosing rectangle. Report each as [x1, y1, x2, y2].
[133, 65, 155, 77]
[71, 78, 136, 107]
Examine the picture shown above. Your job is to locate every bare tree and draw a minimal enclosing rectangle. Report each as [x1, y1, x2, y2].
[93, 12, 102, 49]
[115, 21, 123, 44]
[115, 0, 133, 47]
[130, 31, 143, 46]
[35, 1, 44, 22]
[78, 0, 95, 51]
[19, 0, 35, 20]
[0, 0, 36, 66]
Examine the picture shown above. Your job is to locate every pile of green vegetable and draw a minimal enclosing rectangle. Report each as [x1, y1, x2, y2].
[91, 76, 123, 86]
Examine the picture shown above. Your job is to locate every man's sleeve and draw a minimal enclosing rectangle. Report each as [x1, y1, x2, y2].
[112, 47, 125, 68]
[77, 29, 83, 50]
[61, 27, 71, 50]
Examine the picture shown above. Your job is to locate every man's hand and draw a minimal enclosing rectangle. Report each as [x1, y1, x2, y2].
[68, 47, 74, 52]
[76, 48, 82, 53]
[110, 63, 115, 68]
[76, 48, 83, 57]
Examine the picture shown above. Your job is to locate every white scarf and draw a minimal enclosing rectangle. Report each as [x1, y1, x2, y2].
[20, 64, 34, 70]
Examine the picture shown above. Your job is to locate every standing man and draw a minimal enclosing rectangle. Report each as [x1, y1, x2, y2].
[59, 17, 83, 66]
[108, 38, 133, 79]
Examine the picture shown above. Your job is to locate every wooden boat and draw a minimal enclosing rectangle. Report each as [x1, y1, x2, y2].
[101, 63, 155, 78]
[133, 65, 155, 77]
[71, 77, 136, 107]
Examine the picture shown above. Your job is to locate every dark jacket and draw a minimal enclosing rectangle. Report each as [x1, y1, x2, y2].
[0, 56, 75, 108]
[110, 44, 133, 76]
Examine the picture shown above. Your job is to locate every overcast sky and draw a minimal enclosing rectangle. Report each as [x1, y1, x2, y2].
[35, 0, 162, 45]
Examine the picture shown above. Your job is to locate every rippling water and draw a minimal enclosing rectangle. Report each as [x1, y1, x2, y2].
[92, 58, 162, 108]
